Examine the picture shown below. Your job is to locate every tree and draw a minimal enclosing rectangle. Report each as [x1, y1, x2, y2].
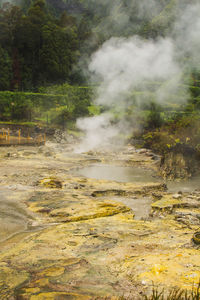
[0, 46, 12, 90]
[28, 0, 47, 25]
[59, 11, 76, 28]
[0, 4, 23, 49]
[39, 22, 78, 84]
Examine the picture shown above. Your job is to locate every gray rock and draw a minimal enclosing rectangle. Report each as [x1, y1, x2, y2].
[23, 150, 37, 156]
[172, 193, 182, 199]
[138, 149, 148, 154]
[44, 151, 53, 157]
[175, 215, 200, 226]
[38, 146, 45, 153]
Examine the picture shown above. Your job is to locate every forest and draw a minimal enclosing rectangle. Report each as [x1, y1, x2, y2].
[0, 0, 200, 159]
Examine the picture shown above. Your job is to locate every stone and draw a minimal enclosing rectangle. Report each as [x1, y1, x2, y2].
[138, 148, 148, 154]
[175, 215, 200, 226]
[172, 193, 182, 199]
[23, 150, 37, 156]
[44, 151, 53, 157]
[39, 177, 63, 189]
[151, 197, 184, 211]
[49, 200, 131, 222]
[29, 292, 91, 300]
[38, 146, 44, 153]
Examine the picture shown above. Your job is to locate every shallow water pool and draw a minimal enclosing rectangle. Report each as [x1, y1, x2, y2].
[107, 196, 152, 220]
[76, 164, 160, 183]
[167, 175, 200, 193]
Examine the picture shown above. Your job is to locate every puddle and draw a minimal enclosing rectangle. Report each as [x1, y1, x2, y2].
[77, 164, 200, 194]
[167, 175, 200, 193]
[76, 164, 160, 219]
[76, 164, 160, 183]
[108, 196, 152, 220]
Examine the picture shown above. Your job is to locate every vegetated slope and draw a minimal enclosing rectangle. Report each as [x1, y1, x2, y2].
[45, 0, 174, 37]
[47, 0, 84, 15]
[0, 0, 190, 92]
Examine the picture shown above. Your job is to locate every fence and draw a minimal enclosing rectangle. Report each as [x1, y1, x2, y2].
[0, 129, 46, 146]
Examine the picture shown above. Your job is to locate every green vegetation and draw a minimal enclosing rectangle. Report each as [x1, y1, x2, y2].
[0, 0, 81, 89]
[0, 0, 183, 92]
[0, 84, 95, 127]
[0, 0, 199, 134]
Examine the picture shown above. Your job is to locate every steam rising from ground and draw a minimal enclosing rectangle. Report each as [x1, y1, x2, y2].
[76, 2, 200, 153]
[93, 0, 164, 39]
[76, 113, 118, 152]
[0, 0, 17, 5]
[174, 4, 200, 66]
[89, 37, 180, 106]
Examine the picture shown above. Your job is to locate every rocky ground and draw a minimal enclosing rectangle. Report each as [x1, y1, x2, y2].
[0, 141, 200, 299]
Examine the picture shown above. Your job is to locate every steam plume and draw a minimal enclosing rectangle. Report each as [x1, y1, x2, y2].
[76, 2, 200, 153]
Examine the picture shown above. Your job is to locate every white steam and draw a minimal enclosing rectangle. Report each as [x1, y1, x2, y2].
[76, 113, 118, 153]
[94, 0, 165, 39]
[174, 4, 200, 66]
[0, 0, 17, 5]
[76, 2, 200, 153]
[89, 37, 180, 106]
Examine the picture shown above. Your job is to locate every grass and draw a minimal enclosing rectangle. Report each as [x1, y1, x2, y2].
[143, 282, 200, 300]
[0, 121, 37, 126]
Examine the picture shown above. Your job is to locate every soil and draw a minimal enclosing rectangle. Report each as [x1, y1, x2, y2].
[0, 141, 200, 299]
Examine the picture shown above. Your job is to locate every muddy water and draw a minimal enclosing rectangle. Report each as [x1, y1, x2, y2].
[76, 164, 160, 183]
[101, 196, 152, 220]
[167, 175, 200, 193]
[76, 164, 200, 218]
[77, 164, 160, 219]
[2, 161, 199, 243]
[77, 164, 200, 193]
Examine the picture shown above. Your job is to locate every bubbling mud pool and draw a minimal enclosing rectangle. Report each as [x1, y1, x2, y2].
[77, 164, 200, 192]
[76, 164, 160, 183]
[76, 164, 200, 219]
[76, 164, 160, 219]
[167, 175, 200, 193]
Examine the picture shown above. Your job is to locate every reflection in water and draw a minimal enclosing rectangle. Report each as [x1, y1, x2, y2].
[77, 164, 160, 183]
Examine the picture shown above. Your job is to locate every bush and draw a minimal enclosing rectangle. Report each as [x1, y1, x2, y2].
[144, 102, 163, 129]
[0, 84, 94, 124]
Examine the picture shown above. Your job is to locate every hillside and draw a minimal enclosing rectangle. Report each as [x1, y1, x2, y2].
[0, 0, 190, 92]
